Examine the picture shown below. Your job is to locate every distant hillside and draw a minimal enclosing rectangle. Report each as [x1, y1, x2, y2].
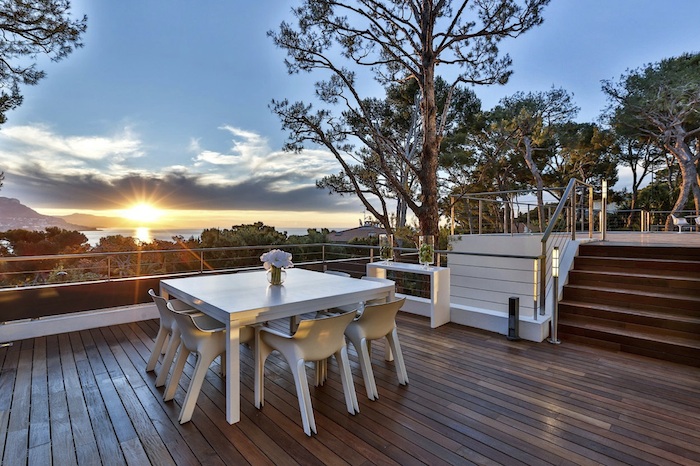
[0, 197, 93, 232]
[58, 212, 128, 228]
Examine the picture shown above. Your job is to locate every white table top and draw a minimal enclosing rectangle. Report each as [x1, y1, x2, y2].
[161, 268, 393, 325]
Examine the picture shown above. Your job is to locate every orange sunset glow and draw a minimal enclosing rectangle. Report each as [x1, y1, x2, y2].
[121, 203, 163, 224]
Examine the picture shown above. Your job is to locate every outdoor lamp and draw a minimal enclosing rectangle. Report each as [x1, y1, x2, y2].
[602, 180, 608, 200]
[549, 246, 561, 344]
[601, 180, 608, 240]
[533, 258, 538, 314]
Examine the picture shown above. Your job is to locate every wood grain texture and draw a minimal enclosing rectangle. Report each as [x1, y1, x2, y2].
[0, 313, 698, 465]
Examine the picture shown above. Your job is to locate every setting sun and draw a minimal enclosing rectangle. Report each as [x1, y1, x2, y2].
[122, 203, 163, 224]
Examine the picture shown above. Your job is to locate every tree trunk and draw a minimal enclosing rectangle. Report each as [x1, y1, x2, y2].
[417, 14, 440, 237]
[522, 136, 545, 231]
[665, 135, 700, 229]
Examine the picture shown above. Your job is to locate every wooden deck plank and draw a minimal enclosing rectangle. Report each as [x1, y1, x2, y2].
[58, 332, 101, 465]
[46, 334, 78, 466]
[110, 322, 222, 465]
[3, 340, 33, 465]
[95, 326, 176, 466]
[28, 336, 51, 466]
[0, 341, 20, 463]
[0, 342, 21, 463]
[1, 314, 700, 465]
[71, 331, 127, 466]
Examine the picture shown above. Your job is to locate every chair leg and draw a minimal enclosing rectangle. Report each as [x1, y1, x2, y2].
[336, 347, 359, 414]
[161, 333, 170, 354]
[289, 315, 300, 334]
[349, 336, 378, 400]
[254, 331, 274, 409]
[387, 329, 408, 385]
[314, 359, 328, 387]
[146, 327, 169, 372]
[155, 330, 181, 387]
[164, 346, 189, 402]
[179, 351, 220, 424]
[290, 358, 315, 436]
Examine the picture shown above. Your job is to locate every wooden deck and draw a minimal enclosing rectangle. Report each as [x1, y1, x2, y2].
[2, 313, 700, 465]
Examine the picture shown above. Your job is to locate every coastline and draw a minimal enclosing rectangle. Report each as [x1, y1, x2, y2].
[81, 226, 342, 245]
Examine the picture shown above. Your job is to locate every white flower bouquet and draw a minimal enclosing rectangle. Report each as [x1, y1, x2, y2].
[260, 249, 294, 270]
[260, 249, 293, 285]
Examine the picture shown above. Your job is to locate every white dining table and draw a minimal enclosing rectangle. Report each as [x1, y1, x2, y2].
[160, 268, 394, 424]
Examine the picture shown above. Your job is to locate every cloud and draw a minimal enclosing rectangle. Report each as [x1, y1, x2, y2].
[189, 125, 340, 192]
[1, 124, 144, 162]
[0, 123, 360, 214]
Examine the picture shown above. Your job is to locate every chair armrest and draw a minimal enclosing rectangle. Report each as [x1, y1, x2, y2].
[259, 326, 293, 339]
[168, 298, 195, 312]
[191, 314, 226, 332]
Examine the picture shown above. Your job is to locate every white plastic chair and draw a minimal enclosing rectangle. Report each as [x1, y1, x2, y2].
[695, 216, 700, 231]
[344, 298, 408, 400]
[671, 215, 691, 232]
[326, 275, 396, 314]
[315, 275, 398, 385]
[163, 301, 254, 424]
[360, 276, 396, 303]
[255, 311, 359, 436]
[146, 289, 201, 386]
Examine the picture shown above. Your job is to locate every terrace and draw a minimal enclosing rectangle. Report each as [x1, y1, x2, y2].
[3, 310, 700, 465]
[1, 182, 699, 464]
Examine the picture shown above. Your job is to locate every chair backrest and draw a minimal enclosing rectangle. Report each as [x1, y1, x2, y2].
[149, 289, 176, 328]
[360, 276, 396, 301]
[353, 298, 406, 340]
[325, 270, 351, 277]
[166, 301, 218, 352]
[672, 215, 688, 225]
[292, 311, 357, 361]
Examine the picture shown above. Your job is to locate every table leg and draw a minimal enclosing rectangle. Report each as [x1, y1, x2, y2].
[226, 320, 241, 424]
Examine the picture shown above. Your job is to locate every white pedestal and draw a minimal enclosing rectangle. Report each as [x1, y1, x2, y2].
[366, 262, 451, 328]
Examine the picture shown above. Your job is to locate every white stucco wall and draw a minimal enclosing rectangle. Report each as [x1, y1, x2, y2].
[447, 234, 580, 342]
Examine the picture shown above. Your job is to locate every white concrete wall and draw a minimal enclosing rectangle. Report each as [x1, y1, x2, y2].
[449, 234, 542, 315]
[448, 234, 549, 342]
[446, 234, 587, 342]
[0, 304, 158, 342]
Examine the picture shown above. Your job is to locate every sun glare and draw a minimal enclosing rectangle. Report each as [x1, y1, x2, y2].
[122, 203, 162, 224]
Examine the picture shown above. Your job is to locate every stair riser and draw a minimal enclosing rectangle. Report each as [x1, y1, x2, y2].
[568, 272, 699, 297]
[559, 304, 700, 334]
[574, 257, 700, 278]
[559, 325, 700, 366]
[579, 245, 700, 262]
[563, 287, 699, 315]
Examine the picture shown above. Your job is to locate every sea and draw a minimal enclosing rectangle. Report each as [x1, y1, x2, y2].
[80, 227, 336, 246]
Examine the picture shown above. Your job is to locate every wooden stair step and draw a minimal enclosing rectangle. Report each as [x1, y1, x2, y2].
[558, 332, 700, 368]
[579, 244, 700, 261]
[560, 243, 700, 367]
[568, 270, 700, 296]
[563, 284, 700, 315]
[558, 314, 700, 367]
[559, 313, 700, 349]
[574, 256, 700, 278]
[558, 300, 700, 334]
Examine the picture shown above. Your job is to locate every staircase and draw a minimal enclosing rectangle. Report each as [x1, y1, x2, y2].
[558, 243, 700, 367]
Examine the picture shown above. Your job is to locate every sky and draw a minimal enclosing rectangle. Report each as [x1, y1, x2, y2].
[1, 0, 699, 229]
